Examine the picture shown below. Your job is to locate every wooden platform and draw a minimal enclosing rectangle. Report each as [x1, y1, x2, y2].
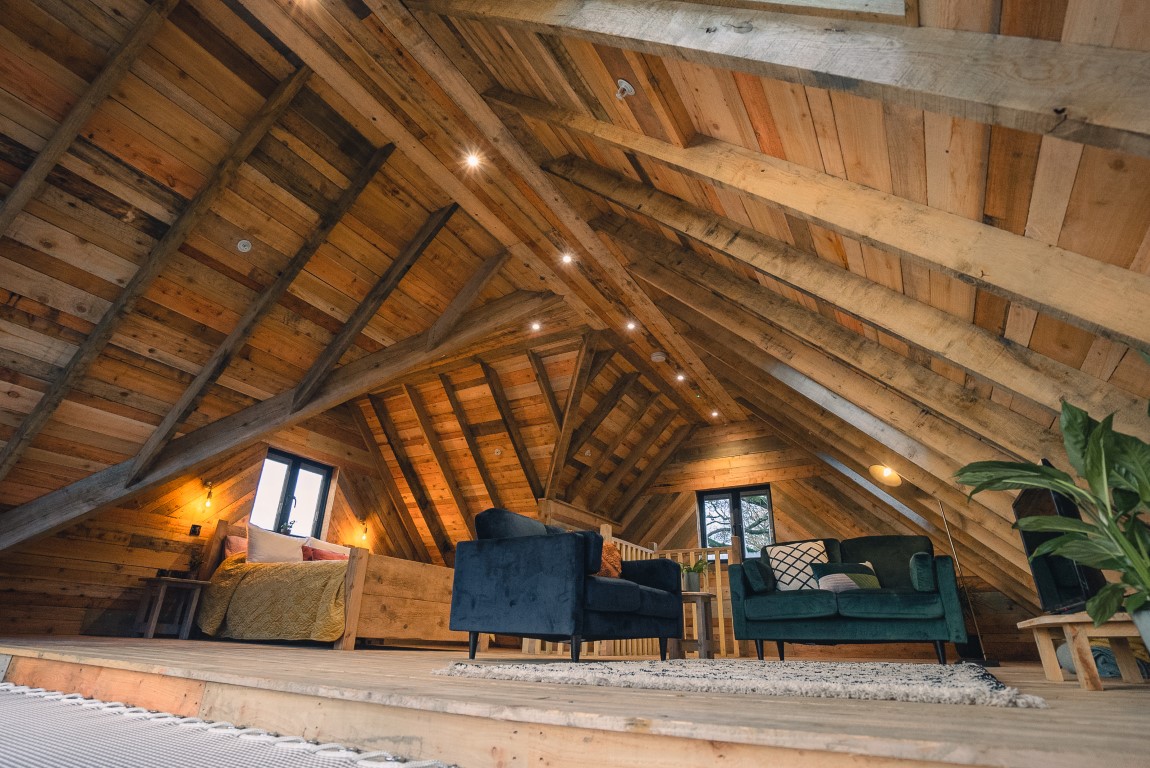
[0, 637, 1146, 768]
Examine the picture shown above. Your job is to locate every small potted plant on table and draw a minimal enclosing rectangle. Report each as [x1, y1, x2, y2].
[681, 558, 708, 593]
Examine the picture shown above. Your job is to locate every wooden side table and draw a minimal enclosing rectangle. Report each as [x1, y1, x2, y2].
[1017, 611, 1145, 691]
[134, 577, 212, 640]
[667, 591, 716, 660]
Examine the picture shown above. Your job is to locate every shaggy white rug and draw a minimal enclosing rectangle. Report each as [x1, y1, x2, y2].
[436, 659, 1046, 708]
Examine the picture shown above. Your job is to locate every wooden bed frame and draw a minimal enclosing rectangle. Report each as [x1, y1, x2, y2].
[198, 521, 468, 651]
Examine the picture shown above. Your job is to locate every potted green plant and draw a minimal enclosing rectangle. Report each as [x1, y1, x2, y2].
[954, 401, 1150, 646]
[681, 558, 707, 593]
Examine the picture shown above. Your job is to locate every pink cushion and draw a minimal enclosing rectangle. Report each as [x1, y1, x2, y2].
[302, 545, 348, 561]
[224, 535, 248, 558]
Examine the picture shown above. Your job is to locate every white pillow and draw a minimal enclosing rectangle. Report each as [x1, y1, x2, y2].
[246, 524, 304, 563]
[304, 536, 351, 556]
[767, 540, 828, 591]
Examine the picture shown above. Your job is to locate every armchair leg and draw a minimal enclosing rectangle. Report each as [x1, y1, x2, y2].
[570, 635, 582, 662]
[776, 641, 786, 661]
[754, 640, 764, 661]
[659, 637, 668, 661]
[468, 632, 479, 659]
[934, 640, 947, 665]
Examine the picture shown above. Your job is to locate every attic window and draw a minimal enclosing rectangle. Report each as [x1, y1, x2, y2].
[249, 449, 334, 538]
[698, 484, 775, 560]
[696, 0, 913, 25]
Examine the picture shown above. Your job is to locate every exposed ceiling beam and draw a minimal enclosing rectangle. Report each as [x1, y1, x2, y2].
[544, 332, 598, 499]
[491, 89, 1150, 352]
[404, 383, 475, 536]
[590, 408, 677, 512]
[414, 0, 1150, 158]
[0, 0, 179, 236]
[566, 372, 639, 468]
[293, 203, 459, 411]
[526, 350, 562, 430]
[425, 250, 510, 351]
[614, 422, 694, 525]
[548, 157, 1150, 439]
[480, 360, 544, 499]
[0, 65, 313, 487]
[369, 393, 454, 565]
[566, 387, 655, 504]
[363, 0, 741, 421]
[0, 290, 560, 551]
[603, 215, 1066, 466]
[126, 143, 397, 485]
[439, 372, 503, 509]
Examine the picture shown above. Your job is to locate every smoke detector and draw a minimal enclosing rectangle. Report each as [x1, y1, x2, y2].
[650, 350, 667, 363]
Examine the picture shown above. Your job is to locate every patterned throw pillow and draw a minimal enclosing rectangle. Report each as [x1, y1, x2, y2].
[766, 540, 828, 591]
[811, 561, 880, 592]
[596, 541, 623, 578]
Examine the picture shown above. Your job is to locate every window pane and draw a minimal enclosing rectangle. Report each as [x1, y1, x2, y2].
[289, 466, 327, 537]
[702, 494, 732, 547]
[739, 490, 774, 557]
[250, 458, 290, 531]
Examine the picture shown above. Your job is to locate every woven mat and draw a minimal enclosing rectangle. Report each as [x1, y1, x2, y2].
[0, 683, 453, 767]
[436, 659, 1046, 708]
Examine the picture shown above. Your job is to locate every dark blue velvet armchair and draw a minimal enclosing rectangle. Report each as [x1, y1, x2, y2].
[449, 508, 683, 661]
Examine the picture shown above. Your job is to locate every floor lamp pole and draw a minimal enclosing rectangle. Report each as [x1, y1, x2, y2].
[936, 499, 997, 666]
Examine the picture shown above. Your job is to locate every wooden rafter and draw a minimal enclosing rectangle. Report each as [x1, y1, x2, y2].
[348, 402, 428, 562]
[543, 333, 597, 498]
[0, 0, 179, 236]
[293, 203, 459, 410]
[361, 0, 740, 422]
[566, 372, 639, 466]
[613, 423, 694, 522]
[0, 290, 560, 551]
[590, 408, 677, 511]
[494, 91, 1150, 351]
[404, 383, 475, 535]
[415, 0, 1150, 158]
[566, 387, 655, 504]
[526, 350, 562, 429]
[0, 65, 314, 486]
[551, 159, 1150, 439]
[439, 373, 502, 509]
[603, 331, 699, 418]
[126, 143, 397, 485]
[606, 216, 1066, 466]
[425, 250, 510, 351]
[480, 360, 544, 500]
[369, 393, 454, 566]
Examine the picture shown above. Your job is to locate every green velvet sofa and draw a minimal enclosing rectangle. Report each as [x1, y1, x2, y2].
[729, 535, 968, 663]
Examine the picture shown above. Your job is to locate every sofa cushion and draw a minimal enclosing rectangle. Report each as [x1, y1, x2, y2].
[767, 540, 828, 591]
[909, 552, 936, 591]
[743, 558, 775, 593]
[637, 584, 682, 619]
[840, 536, 932, 590]
[596, 541, 622, 578]
[584, 575, 640, 613]
[811, 562, 879, 592]
[836, 589, 945, 620]
[742, 589, 838, 621]
[476, 507, 548, 539]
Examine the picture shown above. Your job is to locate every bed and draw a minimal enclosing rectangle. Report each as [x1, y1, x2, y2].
[195, 521, 467, 650]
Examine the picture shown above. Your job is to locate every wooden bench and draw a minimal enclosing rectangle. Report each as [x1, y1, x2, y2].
[1017, 611, 1145, 691]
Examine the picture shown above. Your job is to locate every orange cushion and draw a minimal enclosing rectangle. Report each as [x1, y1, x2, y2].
[596, 541, 622, 578]
[302, 545, 349, 561]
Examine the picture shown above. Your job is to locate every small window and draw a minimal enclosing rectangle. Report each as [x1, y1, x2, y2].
[249, 449, 333, 538]
[698, 484, 775, 560]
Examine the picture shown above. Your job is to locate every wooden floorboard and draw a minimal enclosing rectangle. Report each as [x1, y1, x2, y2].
[0, 637, 1146, 768]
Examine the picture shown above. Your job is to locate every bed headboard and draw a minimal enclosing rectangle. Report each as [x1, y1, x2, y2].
[197, 519, 246, 580]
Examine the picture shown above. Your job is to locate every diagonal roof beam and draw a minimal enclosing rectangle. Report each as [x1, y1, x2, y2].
[566, 371, 640, 466]
[549, 157, 1150, 440]
[543, 332, 597, 498]
[439, 373, 503, 509]
[404, 383, 476, 536]
[425, 250, 510, 351]
[0, 65, 313, 486]
[364, 0, 740, 421]
[614, 423, 694, 524]
[292, 203, 458, 411]
[590, 408, 677, 512]
[566, 387, 655, 504]
[0, 0, 179, 236]
[480, 360, 543, 500]
[126, 142, 396, 485]
[413, 0, 1150, 159]
[0, 290, 560, 551]
[526, 350, 562, 430]
[492, 90, 1150, 352]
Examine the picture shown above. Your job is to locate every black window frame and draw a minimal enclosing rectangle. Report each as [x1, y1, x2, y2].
[254, 449, 334, 539]
[696, 483, 775, 560]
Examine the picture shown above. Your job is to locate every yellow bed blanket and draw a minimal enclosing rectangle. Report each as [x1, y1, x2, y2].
[197, 554, 347, 642]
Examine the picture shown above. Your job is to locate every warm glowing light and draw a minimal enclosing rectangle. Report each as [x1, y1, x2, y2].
[676, 372, 686, 382]
[361, 528, 368, 541]
[465, 152, 481, 168]
[204, 481, 213, 509]
[868, 464, 903, 487]
[561, 253, 574, 264]
[711, 410, 720, 418]
[625, 320, 637, 331]
[530, 321, 542, 331]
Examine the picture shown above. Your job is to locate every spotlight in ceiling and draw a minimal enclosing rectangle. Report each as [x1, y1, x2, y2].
[465, 152, 481, 169]
[711, 410, 720, 418]
[530, 321, 542, 331]
[625, 320, 637, 331]
[868, 464, 903, 487]
[561, 252, 574, 264]
[675, 372, 686, 382]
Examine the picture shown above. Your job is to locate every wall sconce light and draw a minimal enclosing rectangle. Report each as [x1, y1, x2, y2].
[362, 525, 369, 542]
[204, 480, 214, 509]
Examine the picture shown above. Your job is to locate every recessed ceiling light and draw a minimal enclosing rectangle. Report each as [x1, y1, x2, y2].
[465, 152, 481, 168]
[676, 372, 686, 382]
[236, 239, 252, 253]
[561, 253, 574, 264]
[711, 410, 720, 418]
[625, 320, 637, 331]
[530, 321, 542, 331]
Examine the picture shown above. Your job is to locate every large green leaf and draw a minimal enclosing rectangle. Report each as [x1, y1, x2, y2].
[1109, 431, 1150, 505]
[955, 461, 1093, 508]
[1126, 590, 1149, 614]
[1083, 416, 1115, 513]
[1060, 401, 1098, 478]
[1086, 583, 1127, 626]
[1015, 516, 1096, 535]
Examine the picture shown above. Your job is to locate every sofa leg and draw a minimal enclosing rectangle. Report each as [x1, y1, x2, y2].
[659, 637, 668, 661]
[468, 632, 478, 659]
[776, 641, 786, 661]
[570, 635, 582, 662]
[934, 640, 947, 665]
[754, 640, 764, 661]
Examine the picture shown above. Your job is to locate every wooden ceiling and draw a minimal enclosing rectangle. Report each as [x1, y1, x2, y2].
[2, 0, 1149, 608]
